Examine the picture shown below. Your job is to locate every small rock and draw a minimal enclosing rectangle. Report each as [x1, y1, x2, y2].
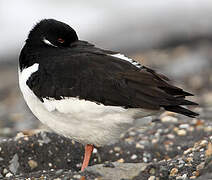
[131, 154, 137, 160]
[205, 142, 212, 158]
[93, 148, 98, 153]
[152, 138, 159, 144]
[5, 172, 13, 178]
[148, 176, 156, 180]
[184, 148, 192, 155]
[117, 158, 124, 163]
[103, 162, 115, 168]
[73, 174, 81, 179]
[28, 159, 38, 170]
[167, 134, 175, 139]
[177, 129, 187, 136]
[170, 168, 178, 176]
[14, 132, 25, 141]
[199, 140, 208, 147]
[190, 176, 197, 179]
[55, 169, 63, 175]
[143, 157, 148, 163]
[38, 131, 51, 144]
[179, 124, 190, 129]
[114, 146, 121, 152]
[2, 168, 8, 175]
[136, 143, 144, 149]
[161, 116, 178, 123]
[9, 154, 19, 174]
[196, 162, 205, 171]
[204, 126, 212, 132]
[186, 157, 193, 163]
[149, 168, 156, 175]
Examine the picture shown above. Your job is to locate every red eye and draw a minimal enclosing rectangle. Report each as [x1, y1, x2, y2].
[58, 38, 65, 43]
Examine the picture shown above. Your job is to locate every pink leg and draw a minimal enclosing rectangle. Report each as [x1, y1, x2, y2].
[81, 144, 94, 171]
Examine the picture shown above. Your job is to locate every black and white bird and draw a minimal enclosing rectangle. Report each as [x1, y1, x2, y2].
[19, 19, 198, 171]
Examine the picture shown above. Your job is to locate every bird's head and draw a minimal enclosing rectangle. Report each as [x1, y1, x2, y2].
[26, 19, 78, 48]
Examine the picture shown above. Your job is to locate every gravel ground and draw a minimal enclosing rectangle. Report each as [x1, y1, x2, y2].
[0, 109, 211, 179]
[0, 41, 212, 179]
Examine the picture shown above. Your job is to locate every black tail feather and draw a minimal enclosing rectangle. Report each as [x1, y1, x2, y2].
[164, 105, 199, 118]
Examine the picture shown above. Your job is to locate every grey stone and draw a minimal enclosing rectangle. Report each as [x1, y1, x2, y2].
[86, 162, 148, 180]
[8, 153, 19, 174]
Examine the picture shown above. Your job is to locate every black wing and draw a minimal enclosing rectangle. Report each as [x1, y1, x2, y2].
[25, 41, 198, 117]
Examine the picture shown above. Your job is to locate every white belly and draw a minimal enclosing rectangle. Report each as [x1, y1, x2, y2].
[18, 64, 157, 146]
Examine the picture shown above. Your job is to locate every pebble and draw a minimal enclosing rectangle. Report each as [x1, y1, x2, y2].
[9, 153, 19, 174]
[131, 154, 137, 160]
[28, 159, 38, 169]
[170, 168, 178, 176]
[114, 146, 121, 152]
[161, 116, 178, 123]
[14, 132, 25, 141]
[149, 168, 156, 175]
[167, 134, 175, 139]
[186, 157, 193, 163]
[93, 148, 98, 153]
[151, 138, 159, 144]
[199, 140, 208, 147]
[188, 126, 194, 132]
[204, 126, 212, 132]
[196, 162, 205, 171]
[143, 157, 148, 163]
[73, 174, 81, 179]
[5, 172, 13, 177]
[205, 142, 212, 157]
[179, 124, 190, 129]
[3, 168, 8, 175]
[55, 169, 63, 175]
[129, 131, 136, 136]
[117, 158, 124, 163]
[148, 176, 156, 180]
[136, 143, 144, 149]
[177, 129, 187, 136]
[184, 148, 192, 155]
[103, 161, 115, 168]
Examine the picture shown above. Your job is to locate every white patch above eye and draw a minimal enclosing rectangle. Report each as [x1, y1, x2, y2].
[110, 53, 142, 68]
[43, 37, 58, 47]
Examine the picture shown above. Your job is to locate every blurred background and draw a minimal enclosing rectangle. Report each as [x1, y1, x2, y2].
[0, 0, 212, 139]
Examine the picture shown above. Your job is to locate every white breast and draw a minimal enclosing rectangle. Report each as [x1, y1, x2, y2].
[19, 63, 157, 146]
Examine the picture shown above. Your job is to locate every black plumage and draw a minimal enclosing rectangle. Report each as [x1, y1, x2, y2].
[19, 19, 198, 118]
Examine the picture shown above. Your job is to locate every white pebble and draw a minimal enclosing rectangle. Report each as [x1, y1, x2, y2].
[5, 172, 13, 177]
[161, 116, 178, 123]
[93, 148, 98, 153]
[131, 154, 137, 160]
[143, 157, 148, 162]
[179, 124, 190, 129]
[167, 134, 175, 139]
[73, 174, 81, 179]
[148, 176, 156, 180]
[200, 140, 208, 146]
[3, 168, 8, 174]
[177, 129, 187, 136]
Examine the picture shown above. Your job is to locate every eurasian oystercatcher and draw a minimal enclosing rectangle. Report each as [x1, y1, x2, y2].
[19, 19, 198, 171]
